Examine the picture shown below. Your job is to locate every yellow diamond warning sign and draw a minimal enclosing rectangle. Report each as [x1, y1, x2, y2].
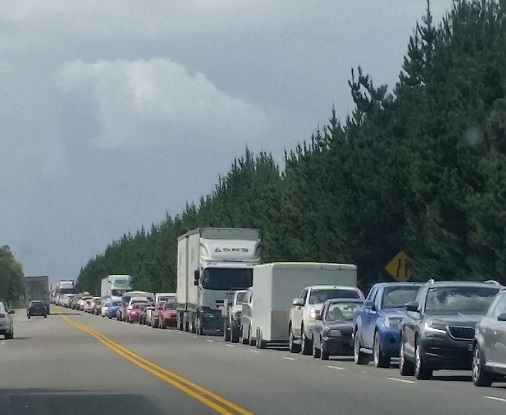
[385, 251, 412, 282]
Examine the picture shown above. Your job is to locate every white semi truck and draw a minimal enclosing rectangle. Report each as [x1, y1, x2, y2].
[100, 275, 133, 298]
[176, 227, 261, 335]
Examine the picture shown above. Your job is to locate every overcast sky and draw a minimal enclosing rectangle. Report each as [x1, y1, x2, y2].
[0, 1, 453, 284]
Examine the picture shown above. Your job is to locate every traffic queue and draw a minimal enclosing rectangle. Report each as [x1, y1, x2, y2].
[53, 264, 506, 389]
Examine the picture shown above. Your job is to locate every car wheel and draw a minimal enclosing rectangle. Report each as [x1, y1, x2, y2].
[5, 330, 13, 340]
[373, 331, 390, 368]
[248, 326, 256, 347]
[353, 331, 368, 365]
[44, 314, 47, 318]
[414, 340, 433, 380]
[301, 325, 312, 355]
[160, 320, 166, 329]
[27, 315, 30, 319]
[472, 343, 494, 387]
[196, 316, 203, 335]
[320, 337, 329, 361]
[240, 325, 249, 345]
[312, 336, 321, 359]
[399, 340, 415, 376]
[256, 328, 267, 349]
[288, 324, 301, 353]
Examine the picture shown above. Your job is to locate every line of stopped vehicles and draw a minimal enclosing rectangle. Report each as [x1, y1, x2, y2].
[51, 227, 506, 388]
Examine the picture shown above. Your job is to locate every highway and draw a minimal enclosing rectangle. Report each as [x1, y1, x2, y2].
[1, 308, 505, 415]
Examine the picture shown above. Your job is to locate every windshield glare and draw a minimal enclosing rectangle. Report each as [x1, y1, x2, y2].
[201, 268, 253, 290]
[381, 286, 420, 308]
[308, 289, 360, 305]
[325, 302, 360, 321]
[425, 286, 499, 313]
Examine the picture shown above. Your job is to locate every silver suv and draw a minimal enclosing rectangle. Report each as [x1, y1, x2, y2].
[0, 302, 15, 339]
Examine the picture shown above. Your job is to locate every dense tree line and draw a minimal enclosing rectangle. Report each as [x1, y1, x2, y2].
[77, 0, 506, 294]
[0, 245, 24, 304]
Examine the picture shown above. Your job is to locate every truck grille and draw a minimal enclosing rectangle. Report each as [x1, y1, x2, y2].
[448, 326, 475, 340]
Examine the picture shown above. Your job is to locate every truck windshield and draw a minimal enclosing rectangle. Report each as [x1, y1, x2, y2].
[201, 268, 253, 290]
[59, 288, 76, 295]
[111, 289, 128, 296]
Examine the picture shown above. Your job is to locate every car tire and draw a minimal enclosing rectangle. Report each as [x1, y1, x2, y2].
[472, 343, 494, 387]
[414, 340, 433, 380]
[320, 340, 329, 361]
[288, 324, 301, 353]
[312, 337, 321, 359]
[301, 326, 312, 355]
[44, 315, 47, 319]
[224, 321, 231, 341]
[353, 331, 368, 365]
[248, 327, 256, 347]
[5, 330, 13, 340]
[160, 320, 166, 329]
[240, 325, 249, 345]
[196, 316, 203, 335]
[27, 315, 30, 319]
[373, 331, 390, 368]
[399, 340, 415, 376]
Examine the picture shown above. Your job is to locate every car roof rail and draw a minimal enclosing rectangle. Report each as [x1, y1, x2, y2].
[484, 280, 502, 286]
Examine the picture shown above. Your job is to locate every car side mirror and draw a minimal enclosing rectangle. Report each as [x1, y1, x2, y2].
[497, 312, 506, 322]
[9, 310, 15, 314]
[292, 298, 305, 307]
[406, 301, 419, 313]
[364, 300, 376, 311]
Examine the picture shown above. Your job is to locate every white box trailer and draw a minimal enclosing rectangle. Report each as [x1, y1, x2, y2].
[251, 262, 357, 348]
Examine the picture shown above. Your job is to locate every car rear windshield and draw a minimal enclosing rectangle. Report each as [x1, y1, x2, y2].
[325, 302, 361, 321]
[381, 286, 420, 308]
[164, 302, 176, 310]
[425, 286, 499, 313]
[308, 289, 360, 305]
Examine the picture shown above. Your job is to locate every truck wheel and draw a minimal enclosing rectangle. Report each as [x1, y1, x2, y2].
[248, 327, 256, 347]
[224, 321, 231, 341]
[240, 325, 249, 345]
[373, 331, 390, 368]
[301, 326, 313, 355]
[196, 317, 203, 335]
[354, 331, 368, 365]
[312, 338, 321, 358]
[231, 325, 240, 343]
[256, 328, 267, 349]
[288, 324, 301, 353]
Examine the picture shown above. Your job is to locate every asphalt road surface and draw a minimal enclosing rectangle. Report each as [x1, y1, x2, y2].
[1, 307, 505, 415]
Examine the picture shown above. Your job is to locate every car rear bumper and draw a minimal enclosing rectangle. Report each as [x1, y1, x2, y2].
[28, 311, 46, 316]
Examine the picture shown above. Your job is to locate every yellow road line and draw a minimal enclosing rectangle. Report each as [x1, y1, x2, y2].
[56, 308, 254, 415]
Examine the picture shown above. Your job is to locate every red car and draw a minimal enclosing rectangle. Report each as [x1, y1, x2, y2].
[157, 301, 177, 329]
[127, 303, 146, 323]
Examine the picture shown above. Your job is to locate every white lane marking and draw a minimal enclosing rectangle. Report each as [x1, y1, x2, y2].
[387, 377, 416, 384]
[484, 396, 506, 403]
[206, 339, 214, 343]
[283, 356, 295, 361]
[191, 335, 197, 338]
[362, 371, 368, 374]
[225, 344, 235, 348]
[250, 350, 260, 354]
[326, 365, 346, 370]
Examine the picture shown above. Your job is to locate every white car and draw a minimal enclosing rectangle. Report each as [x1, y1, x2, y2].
[289, 285, 364, 354]
[0, 302, 15, 339]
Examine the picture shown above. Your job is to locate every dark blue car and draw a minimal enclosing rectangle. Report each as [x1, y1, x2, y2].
[353, 282, 422, 367]
[107, 300, 122, 319]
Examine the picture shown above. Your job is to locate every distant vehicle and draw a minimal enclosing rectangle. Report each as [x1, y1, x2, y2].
[177, 227, 261, 335]
[92, 297, 102, 315]
[106, 300, 122, 319]
[157, 301, 177, 329]
[0, 302, 15, 339]
[150, 302, 166, 328]
[223, 289, 247, 343]
[147, 293, 175, 326]
[117, 291, 154, 322]
[239, 288, 254, 345]
[54, 280, 76, 301]
[353, 282, 422, 367]
[100, 275, 133, 298]
[472, 288, 506, 386]
[127, 303, 146, 323]
[311, 299, 364, 360]
[399, 280, 501, 380]
[290, 283, 362, 355]
[25, 276, 50, 314]
[27, 300, 47, 318]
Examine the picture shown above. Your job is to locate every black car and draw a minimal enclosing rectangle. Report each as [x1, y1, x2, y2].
[27, 300, 47, 318]
[311, 298, 364, 360]
[472, 288, 506, 386]
[399, 280, 501, 380]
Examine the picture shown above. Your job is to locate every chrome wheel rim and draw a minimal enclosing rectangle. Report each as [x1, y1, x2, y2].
[472, 347, 480, 381]
[415, 345, 421, 373]
[373, 335, 379, 365]
[354, 334, 360, 361]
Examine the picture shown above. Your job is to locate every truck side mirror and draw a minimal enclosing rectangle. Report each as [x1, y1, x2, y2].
[292, 298, 305, 307]
[406, 301, 419, 313]
[364, 300, 376, 311]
